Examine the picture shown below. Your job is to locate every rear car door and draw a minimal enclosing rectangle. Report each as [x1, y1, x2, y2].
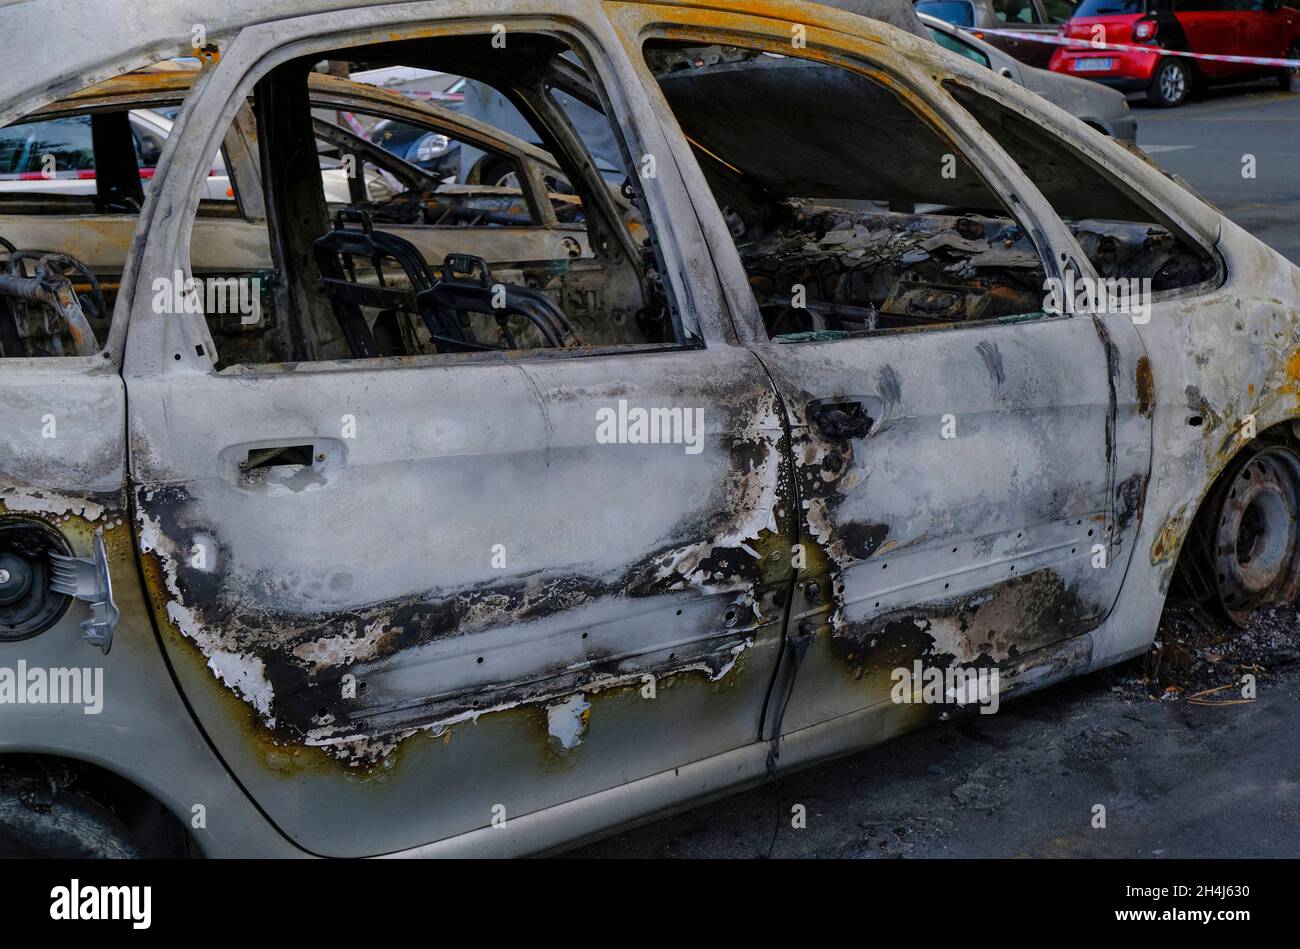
[122, 5, 791, 857]
[614, 5, 1154, 750]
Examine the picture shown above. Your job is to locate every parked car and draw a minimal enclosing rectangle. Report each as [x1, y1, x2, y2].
[3, 0, 1300, 860]
[919, 10, 1137, 137]
[915, 0, 1080, 67]
[367, 119, 461, 181]
[1050, 0, 1300, 107]
[0, 73, 458, 206]
[0, 106, 231, 204]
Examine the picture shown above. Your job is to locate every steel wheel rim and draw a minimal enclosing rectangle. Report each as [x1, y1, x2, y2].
[1211, 446, 1300, 623]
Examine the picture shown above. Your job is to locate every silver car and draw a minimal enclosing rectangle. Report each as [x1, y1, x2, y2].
[919, 11, 1136, 140]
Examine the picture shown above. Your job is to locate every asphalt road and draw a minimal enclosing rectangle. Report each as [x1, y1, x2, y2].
[1135, 82, 1300, 264]
[571, 83, 1300, 859]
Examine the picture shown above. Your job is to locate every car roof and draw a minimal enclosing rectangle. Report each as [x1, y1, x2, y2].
[0, 0, 936, 125]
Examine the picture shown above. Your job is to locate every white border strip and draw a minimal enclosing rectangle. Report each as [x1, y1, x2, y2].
[973, 27, 1300, 68]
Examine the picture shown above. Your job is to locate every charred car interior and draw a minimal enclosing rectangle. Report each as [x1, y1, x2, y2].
[0, 37, 669, 365]
[645, 42, 1218, 340]
[217, 35, 673, 366]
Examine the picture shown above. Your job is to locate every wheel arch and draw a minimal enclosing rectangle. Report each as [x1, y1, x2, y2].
[1155, 418, 1300, 611]
[0, 750, 196, 857]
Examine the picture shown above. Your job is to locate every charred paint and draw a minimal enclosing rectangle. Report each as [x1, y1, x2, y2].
[132, 391, 799, 768]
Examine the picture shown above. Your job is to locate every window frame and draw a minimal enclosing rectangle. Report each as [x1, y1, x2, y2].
[939, 75, 1225, 305]
[1, 93, 245, 218]
[122, 5, 735, 379]
[608, 7, 1101, 346]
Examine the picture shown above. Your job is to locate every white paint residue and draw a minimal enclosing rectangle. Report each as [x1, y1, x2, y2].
[293, 618, 385, 674]
[546, 693, 591, 751]
[205, 646, 275, 723]
[0, 487, 104, 521]
[706, 639, 752, 682]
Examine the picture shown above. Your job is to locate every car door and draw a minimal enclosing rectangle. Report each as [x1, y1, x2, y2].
[303, 80, 600, 267]
[1175, 0, 1251, 76]
[1237, 0, 1287, 61]
[609, 4, 1152, 751]
[122, 5, 791, 857]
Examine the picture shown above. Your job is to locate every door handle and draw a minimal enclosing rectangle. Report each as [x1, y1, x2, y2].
[218, 439, 343, 490]
[809, 400, 874, 440]
[238, 443, 316, 472]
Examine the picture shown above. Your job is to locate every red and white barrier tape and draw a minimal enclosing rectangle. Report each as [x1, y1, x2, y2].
[972, 27, 1300, 68]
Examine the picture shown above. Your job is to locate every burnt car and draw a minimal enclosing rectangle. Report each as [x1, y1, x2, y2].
[915, 0, 1080, 67]
[1, 0, 1299, 859]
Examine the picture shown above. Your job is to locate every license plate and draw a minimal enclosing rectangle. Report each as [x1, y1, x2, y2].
[1074, 58, 1115, 72]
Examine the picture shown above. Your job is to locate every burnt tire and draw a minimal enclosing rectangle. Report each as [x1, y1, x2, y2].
[1279, 42, 1300, 91]
[1193, 444, 1300, 626]
[478, 158, 519, 190]
[0, 784, 140, 858]
[1147, 58, 1192, 108]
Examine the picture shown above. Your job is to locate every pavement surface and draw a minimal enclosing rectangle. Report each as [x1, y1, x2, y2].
[1136, 82, 1300, 264]
[572, 81, 1300, 859]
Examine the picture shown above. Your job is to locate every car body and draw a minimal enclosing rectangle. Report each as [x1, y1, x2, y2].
[915, 0, 1080, 67]
[367, 118, 461, 179]
[1050, 0, 1300, 107]
[3, 0, 1300, 860]
[919, 10, 1137, 137]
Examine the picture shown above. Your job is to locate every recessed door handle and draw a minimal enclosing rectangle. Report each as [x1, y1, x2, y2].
[239, 443, 315, 471]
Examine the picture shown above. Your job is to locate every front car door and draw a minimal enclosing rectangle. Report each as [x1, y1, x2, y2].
[122, 1, 793, 857]
[608, 3, 1154, 758]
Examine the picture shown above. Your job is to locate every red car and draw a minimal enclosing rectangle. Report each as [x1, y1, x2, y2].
[1050, 0, 1300, 107]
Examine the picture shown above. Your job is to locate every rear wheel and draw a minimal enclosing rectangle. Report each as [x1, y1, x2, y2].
[1184, 444, 1300, 626]
[1278, 41, 1300, 91]
[477, 157, 520, 190]
[0, 784, 140, 858]
[1147, 58, 1191, 108]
